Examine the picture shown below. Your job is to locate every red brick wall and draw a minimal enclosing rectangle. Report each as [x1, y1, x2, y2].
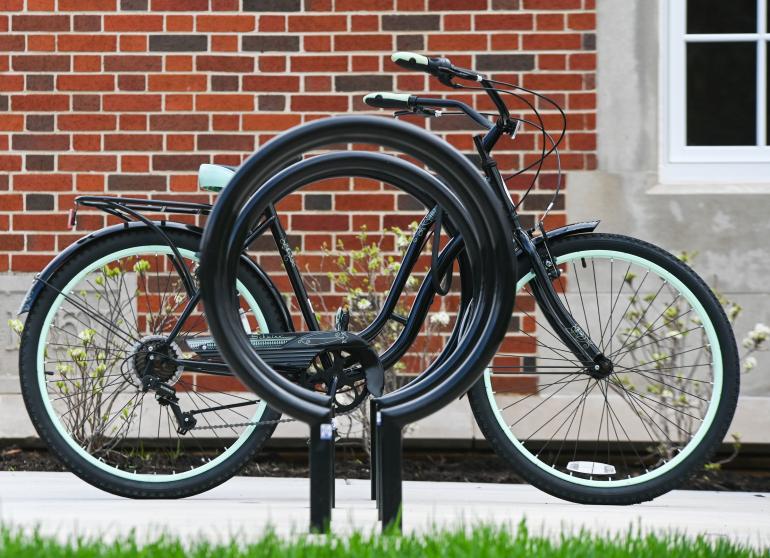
[0, 0, 596, 275]
[0, 0, 597, 391]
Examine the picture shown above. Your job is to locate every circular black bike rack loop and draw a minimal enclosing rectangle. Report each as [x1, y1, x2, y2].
[199, 115, 516, 532]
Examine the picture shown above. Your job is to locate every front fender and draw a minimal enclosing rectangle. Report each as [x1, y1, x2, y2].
[17, 221, 294, 332]
[516, 220, 600, 263]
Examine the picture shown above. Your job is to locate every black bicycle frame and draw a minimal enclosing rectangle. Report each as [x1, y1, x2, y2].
[240, 124, 606, 378]
[71, 193, 465, 377]
[73, 79, 609, 379]
[253, 199, 466, 373]
[408, 82, 609, 370]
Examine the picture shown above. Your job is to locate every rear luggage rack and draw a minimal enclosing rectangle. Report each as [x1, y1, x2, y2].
[75, 196, 212, 223]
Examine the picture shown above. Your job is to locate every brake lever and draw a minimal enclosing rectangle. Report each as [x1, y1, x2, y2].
[393, 107, 443, 118]
[437, 71, 461, 89]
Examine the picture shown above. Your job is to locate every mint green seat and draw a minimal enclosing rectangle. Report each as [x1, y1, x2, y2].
[198, 163, 237, 193]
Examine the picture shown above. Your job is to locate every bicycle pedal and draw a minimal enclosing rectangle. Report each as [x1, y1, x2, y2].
[335, 306, 350, 332]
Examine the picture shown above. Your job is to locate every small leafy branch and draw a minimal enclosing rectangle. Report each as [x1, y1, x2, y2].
[10, 261, 164, 458]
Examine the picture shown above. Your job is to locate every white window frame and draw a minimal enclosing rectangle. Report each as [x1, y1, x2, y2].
[660, 0, 770, 183]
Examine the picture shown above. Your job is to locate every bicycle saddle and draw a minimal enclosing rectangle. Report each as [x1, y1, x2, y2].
[198, 156, 305, 193]
[198, 163, 237, 192]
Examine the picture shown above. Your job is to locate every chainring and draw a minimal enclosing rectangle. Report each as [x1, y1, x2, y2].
[304, 350, 370, 414]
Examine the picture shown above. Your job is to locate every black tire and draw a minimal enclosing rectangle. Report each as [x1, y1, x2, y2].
[19, 227, 288, 498]
[468, 233, 740, 504]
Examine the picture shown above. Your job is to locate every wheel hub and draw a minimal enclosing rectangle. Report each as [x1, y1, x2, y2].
[130, 335, 183, 386]
[587, 355, 614, 380]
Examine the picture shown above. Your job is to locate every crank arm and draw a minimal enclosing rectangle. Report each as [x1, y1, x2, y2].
[166, 400, 197, 435]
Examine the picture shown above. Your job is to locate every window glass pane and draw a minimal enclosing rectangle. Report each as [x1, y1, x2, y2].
[686, 42, 756, 146]
[687, 0, 757, 34]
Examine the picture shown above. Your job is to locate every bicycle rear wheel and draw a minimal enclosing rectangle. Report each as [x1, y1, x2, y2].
[469, 232, 739, 504]
[19, 227, 287, 498]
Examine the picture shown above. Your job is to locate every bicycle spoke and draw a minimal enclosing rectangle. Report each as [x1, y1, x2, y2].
[524, 387, 594, 445]
[550, 378, 594, 465]
[32, 240, 272, 482]
[608, 377, 697, 432]
[591, 259, 604, 352]
[597, 261, 632, 350]
[620, 367, 709, 403]
[613, 281, 670, 359]
[498, 373, 581, 412]
[509, 373, 581, 428]
[608, 310, 697, 362]
[530, 377, 596, 462]
[570, 260, 593, 343]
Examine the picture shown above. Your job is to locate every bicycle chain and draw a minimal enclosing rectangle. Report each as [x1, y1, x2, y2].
[190, 417, 297, 431]
[188, 400, 366, 431]
[189, 382, 368, 431]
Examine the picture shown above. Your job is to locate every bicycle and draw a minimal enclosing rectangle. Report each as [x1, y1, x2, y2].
[17, 51, 739, 505]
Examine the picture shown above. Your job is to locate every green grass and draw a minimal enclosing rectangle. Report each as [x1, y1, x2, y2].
[1, 523, 767, 558]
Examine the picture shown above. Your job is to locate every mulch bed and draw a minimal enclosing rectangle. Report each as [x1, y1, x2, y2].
[2, 445, 769, 492]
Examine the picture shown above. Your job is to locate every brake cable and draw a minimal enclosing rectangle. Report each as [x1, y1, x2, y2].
[391, 77, 565, 237]
[451, 81, 566, 227]
[484, 78, 567, 226]
[452, 83, 548, 208]
[394, 103, 563, 227]
[486, 76, 568, 164]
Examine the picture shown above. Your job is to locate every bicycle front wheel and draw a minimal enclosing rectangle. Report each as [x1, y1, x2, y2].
[19, 227, 287, 498]
[468, 233, 739, 504]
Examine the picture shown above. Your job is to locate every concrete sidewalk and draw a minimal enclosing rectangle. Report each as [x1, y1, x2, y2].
[0, 472, 768, 547]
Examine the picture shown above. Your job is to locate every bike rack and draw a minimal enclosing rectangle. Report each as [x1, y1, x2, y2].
[198, 116, 516, 533]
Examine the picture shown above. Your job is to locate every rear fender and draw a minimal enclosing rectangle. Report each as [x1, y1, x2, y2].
[17, 221, 294, 332]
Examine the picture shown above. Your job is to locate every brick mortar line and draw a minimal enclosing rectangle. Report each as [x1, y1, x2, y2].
[3, 31, 585, 36]
[6, 10, 594, 14]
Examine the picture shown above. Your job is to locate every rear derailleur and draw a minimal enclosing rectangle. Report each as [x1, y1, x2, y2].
[141, 374, 197, 435]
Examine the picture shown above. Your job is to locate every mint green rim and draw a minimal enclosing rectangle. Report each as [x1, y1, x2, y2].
[37, 245, 269, 483]
[485, 249, 723, 488]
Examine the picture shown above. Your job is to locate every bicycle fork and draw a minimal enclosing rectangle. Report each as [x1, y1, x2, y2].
[514, 228, 614, 379]
[473, 133, 613, 379]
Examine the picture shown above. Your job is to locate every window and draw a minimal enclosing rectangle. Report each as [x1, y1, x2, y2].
[661, 0, 770, 183]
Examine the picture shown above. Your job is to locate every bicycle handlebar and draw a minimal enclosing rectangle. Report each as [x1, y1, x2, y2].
[363, 92, 415, 110]
[387, 52, 510, 124]
[391, 51, 430, 72]
[364, 92, 494, 130]
[365, 52, 513, 142]
[391, 51, 483, 82]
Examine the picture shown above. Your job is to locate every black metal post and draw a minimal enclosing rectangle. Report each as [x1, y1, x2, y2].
[309, 421, 334, 532]
[378, 416, 403, 532]
[331, 419, 336, 509]
[370, 398, 378, 501]
[376, 412, 384, 519]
